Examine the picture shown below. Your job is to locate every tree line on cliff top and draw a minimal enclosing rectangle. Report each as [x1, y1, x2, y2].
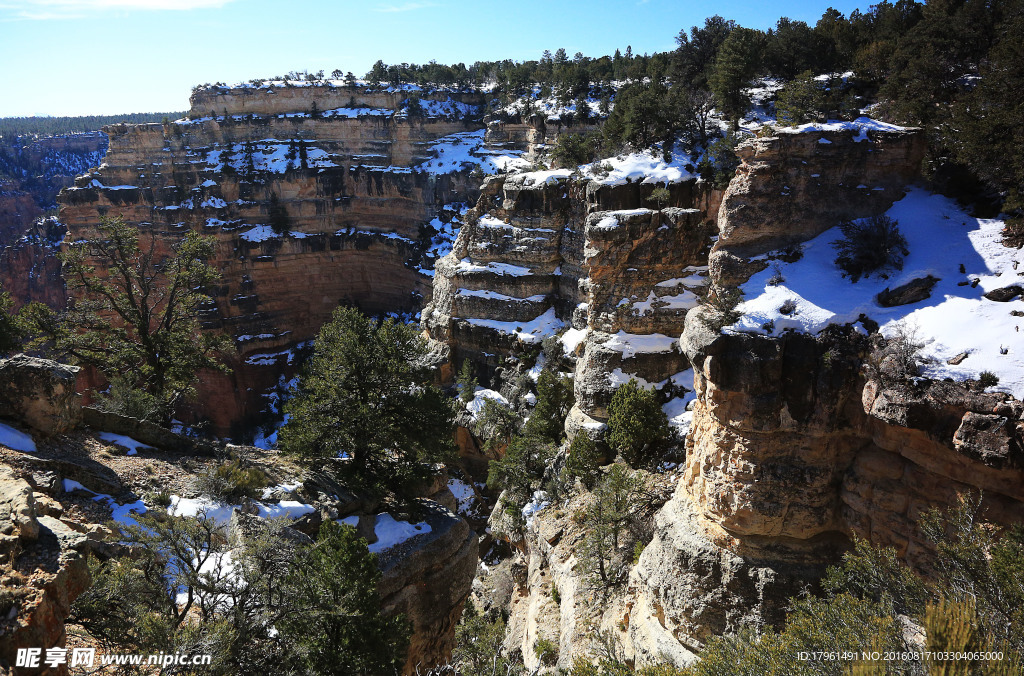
[360, 0, 1023, 230]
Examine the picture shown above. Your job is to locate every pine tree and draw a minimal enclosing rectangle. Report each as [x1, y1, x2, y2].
[607, 379, 669, 467]
[280, 307, 455, 495]
[280, 521, 409, 675]
[29, 217, 228, 423]
[709, 27, 766, 127]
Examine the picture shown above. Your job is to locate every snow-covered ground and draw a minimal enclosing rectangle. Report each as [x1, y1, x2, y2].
[0, 422, 36, 452]
[464, 307, 565, 344]
[466, 388, 510, 421]
[63, 479, 147, 527]
[729, 188, 1024, 398]
[581, 150, 695, 186]
[367, 513, 431, 553]
[97, 432, 153, 456]
[414, 130, 529, 175]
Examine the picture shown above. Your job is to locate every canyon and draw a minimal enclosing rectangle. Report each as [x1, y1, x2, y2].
[2, 80, 1023, 673]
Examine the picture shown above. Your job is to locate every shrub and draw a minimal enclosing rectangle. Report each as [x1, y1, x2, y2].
[92, 374, 164, 423]
[522, 369, 574, 445]
[474, 397, 520, 451]
[607, 379, 670, 467]
[456, 358, 477, 403]
[577, 464, 644, 588]
[551, 131, 601, 168]
[646, 186, 672, 209]
[453, 604, 515, 676]
[564, 432, 602, 489]
[978, 370, 1000, 388]
[864, 324, 922, 388]
[534, 637, 559, 666]
[196, 457, 268, 503]
[832, 215, 909, 282]
[697, 285, 744, 332]
[697, 133, 742, 188]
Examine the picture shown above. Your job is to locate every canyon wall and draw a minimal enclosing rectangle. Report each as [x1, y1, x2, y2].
[499, 124, 1024, 669]
[423, 162, 722, 432]
[56, 84, 498, 433]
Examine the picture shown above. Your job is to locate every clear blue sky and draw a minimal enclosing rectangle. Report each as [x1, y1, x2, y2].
[0, 0, 870, 117]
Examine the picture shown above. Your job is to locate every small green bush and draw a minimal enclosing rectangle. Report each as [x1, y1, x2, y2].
[978, 370, 1000, 388]
[534, 637, 559, 666]
[833, 215, 909, 282]
[564, 432, 602, 489]
[197, 457, 268, 503]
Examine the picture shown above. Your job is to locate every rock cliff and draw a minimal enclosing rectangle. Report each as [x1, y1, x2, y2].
[497, 122, 1024, 669]
[55, 83, 517, 433]
[423, 156, 722, 434]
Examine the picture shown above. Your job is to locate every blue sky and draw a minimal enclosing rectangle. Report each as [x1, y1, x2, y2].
[0, 0, 869, 117]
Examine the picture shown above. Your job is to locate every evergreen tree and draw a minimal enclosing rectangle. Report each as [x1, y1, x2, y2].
[0, 285, 26, 355]
[709, 27, 767, 127]
[28, 217, 228, 424]
[456, 358, 477, 402]
[280, 521, 409, 675]
[522, 369, 573, 445]
[607, 379, 669, 467]
[673, 15, 736, 91]
[280, 307, 455, 495]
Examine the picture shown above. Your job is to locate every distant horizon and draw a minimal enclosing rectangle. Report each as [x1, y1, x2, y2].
[0, 0, 870, 118]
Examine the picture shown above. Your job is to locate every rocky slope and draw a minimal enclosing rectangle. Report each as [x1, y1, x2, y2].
[55, 82, 524, 433]
[0, 355, 477, 674]
[488, 121, 1024, 669]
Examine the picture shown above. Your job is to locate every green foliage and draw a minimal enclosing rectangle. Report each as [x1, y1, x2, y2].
[607, 379, 669, 467]
[534, 637, 559, 666]
[564, 432, 602, 489]
[602, 82, 680, 152]
[697, 132, 742, 189]
[776, 71, 858, 127]
[280, 521, 409, 675]
[709, 27, 766, 125]
[267, 193, 290, 234]
[91, 374, 163, 423]
[832, 215, 909, 282]
[522, 369, 574, 445]
[197, 457, 269, 503]
[673, 16, 736, 91]
[474, 396, 521, 451]
[577, 464, 644, 587]
[646, 186, 671, 209]
[453, 604, 520, 676]
[0, 284, 28, 356]
[280, 306, 455, 497]
[978, 371, 1000, 389]
[71, 512, 292, 674]
[487, 434, 556, 510]
[0, 112, 184, 137]
[822, 536, 929, 617]
[551, 131, 602, 168]
[456, 358, 478, 403]
[31, 216, 229, 424]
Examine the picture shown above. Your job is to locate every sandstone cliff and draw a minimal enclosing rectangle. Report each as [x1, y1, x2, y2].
[55, 83, 519, 433]
[494, 121, 1024, 669]
[423, 154, 722, 436]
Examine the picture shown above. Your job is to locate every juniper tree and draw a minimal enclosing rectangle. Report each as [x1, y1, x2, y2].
[27, 217, 228, 424]
[279, 306, 455, 495]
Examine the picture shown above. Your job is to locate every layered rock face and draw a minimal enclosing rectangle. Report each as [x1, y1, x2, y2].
[57, 84, 491, 432]
[710, 126, 926, 289]
[503, 123, 1024, 669]
[0, 217, 66, 310]
[423, 167, 720, 429]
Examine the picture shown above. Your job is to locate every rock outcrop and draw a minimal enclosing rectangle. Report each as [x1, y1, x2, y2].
[423, 164, 722, 433]
[0, 355, 81, 436]
[0, 466, 91, 676]
[710, 125, 926, 289]
[378, 499, 478, 674]
[55, 83, 500, 432]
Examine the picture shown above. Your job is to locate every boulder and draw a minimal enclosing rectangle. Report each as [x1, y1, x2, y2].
[876, 275, 939, 307]
[0, 355, 81, 436]
[983, 284, 1023, 302]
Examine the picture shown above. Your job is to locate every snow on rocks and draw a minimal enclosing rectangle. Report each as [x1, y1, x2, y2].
[522, 491, 550, 528]
[0, 422, 36, 453]
[414, 130, 528, 175]
[63, 479, 147, 527]
[581, 150, 694, 186]
[368, 513, 431, 554]
[466, 388, 509, 421]
[776, 117, 912, 142]
[600, 330, 678, 358]
[465, 307, 564, 344]
[729, 187, 1024, 397]
[97, 432, 154, 456]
